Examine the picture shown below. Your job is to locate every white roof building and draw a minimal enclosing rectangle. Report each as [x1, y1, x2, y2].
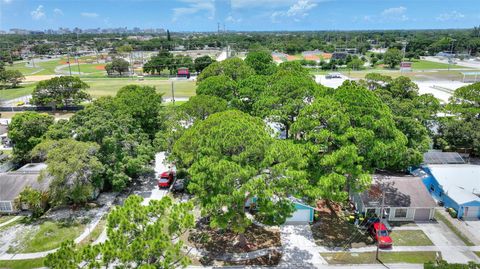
[428, 164, 480, 204]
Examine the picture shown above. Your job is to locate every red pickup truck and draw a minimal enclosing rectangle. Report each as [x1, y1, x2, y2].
[369, 222, 393, 248]
[158, 171, 175, 188]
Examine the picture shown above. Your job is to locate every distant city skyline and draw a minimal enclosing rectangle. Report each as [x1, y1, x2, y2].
[1, 0, 479, 32]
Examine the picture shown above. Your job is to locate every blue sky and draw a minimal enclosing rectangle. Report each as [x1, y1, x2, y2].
[0, 0, 479, 31]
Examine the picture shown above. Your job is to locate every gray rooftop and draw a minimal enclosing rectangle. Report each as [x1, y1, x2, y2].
[423, 150, 465, 165]
[361, 174, 436, 208]
[0, 163, 50, 201]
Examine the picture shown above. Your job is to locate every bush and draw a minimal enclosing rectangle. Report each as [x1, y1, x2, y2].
[447, 208, 457, 218]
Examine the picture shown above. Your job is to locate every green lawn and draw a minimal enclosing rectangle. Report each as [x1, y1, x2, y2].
[0, 258, 45, 269]
[475, 252, 480, 258]
[435, 210, 475, 246]
[57, 63, 107, 77]
[410, 60, 469, 70]
[0, 84, 35, 101]
[6, 56, 103, 76]
[321, 251, 440, 264]
[390, 230, 433, 246]
[9, 221, 85, 253]
[84, 78, 196, 98]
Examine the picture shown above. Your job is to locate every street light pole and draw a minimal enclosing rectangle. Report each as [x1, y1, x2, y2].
[448, 39, 456, 71]
[171, 80, 175, 105]
[376, 190, 385, 261]
[67, 53, 72, 76]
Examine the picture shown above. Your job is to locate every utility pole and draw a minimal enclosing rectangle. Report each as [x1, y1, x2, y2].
[376, 190, 385, 261]
[67, 52, 72, 76]
[448, 39, 456, 71]
[76, 55, 81, 76]
[171, 80, 175, 105]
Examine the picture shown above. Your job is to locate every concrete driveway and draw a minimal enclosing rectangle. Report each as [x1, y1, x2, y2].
[417, 222, 480, 264]
[141, 152, 171, 205]
[280, 224, 327, 268]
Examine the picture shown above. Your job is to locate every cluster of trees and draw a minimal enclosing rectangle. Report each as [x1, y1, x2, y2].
[31, 76, 91, 108]
[46, 195, 195, 268]
[436, 82, 480, 155]
[105, 58, 129, 76]
[143, 51, 214, 75]
[9, 79, 167, 205]
[0, 61, 24, 88]
[147, 52, 429, 245]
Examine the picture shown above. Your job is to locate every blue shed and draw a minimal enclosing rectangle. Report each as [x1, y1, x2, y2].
[418, 164, 480, 220]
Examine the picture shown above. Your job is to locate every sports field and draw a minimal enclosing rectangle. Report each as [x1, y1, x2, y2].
[84, 78, 196, 98]
[0, 78, 196, 101]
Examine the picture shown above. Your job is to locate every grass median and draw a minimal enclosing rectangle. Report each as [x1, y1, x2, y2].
[0, 258, 45, 269]
[321, 251, 440, 264]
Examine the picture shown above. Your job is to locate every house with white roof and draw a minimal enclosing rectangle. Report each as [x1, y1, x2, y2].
[419, 164, 480, 220]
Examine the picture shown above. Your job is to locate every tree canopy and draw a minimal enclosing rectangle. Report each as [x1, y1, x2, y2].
[8, 111, 54, 162]
[31, 139, 103, 205]
[31, 76, 91, 108]
[45, 195, 194, 269]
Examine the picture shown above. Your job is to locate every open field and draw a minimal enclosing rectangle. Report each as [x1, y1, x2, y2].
[84, 78, 196, 98]
[321, 251, 439, 264]
[0, 258, 45, 269]
[410, 59, 469, 70]
[390, 230, 434, 246]
[0, 84, 36, 101]
[8, 221, 85, 253]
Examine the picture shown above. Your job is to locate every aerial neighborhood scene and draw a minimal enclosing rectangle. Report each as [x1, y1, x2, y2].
[1, 0, 480, 268]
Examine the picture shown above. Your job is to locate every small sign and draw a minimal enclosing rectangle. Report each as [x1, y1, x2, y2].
[400, 62, 412, 71]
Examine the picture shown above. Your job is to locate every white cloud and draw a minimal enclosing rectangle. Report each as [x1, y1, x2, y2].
[172, 0, 215, 22]
[436, 11, 465, 21]
[2, 0, 13, 4]
[30, 5, 46, 20]
[381, 6, 408, 21]
[81, 12, 99, 18]
[270, 0, 318, 22]
[287, 0, 317, 17]
[53, 8, 63, 16]
[225, 15, 242, 23]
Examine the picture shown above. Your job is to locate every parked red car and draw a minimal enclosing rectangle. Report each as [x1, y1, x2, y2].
[369, 222, 393, 248]
[158, 171, 175, 188]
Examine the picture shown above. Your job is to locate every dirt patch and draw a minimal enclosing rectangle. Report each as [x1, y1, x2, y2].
[188, 220, 281, 254]
[24, 75, 59, 82]
[311, 213, 375, 249]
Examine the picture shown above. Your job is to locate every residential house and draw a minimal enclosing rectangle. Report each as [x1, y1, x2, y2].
[352, 174, 436, 221]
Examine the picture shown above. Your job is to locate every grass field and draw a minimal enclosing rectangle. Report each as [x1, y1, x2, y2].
[0, 84, 36, 101]
[410, 59, 470, 70]
[9, 221, 85, 253]
[321, 251, 439, 264]
[0, 258, 45, 269]
[84, 78, 196, 98]
[0, 217, 24, 231]
[389, 230, 433, 246]
[56, 63, 107, 77]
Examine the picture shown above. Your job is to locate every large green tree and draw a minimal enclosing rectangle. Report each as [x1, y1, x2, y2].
[438, 82, 480, 155]
[197, 57, 255, 82]
[8, 111, 54, 162]
[31, 139, 103, 205]
[244, 50, 277, 75]
[194, 55, 214, 73]
[105, 58, 129, 76]
[45, 195, 194, 269]
[254, 70, 319, 138]
[31, 76, 90, 108]
[383, 48, 403, 69]
[0, 69, 24, 88]
[173, 110, 308, 245]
